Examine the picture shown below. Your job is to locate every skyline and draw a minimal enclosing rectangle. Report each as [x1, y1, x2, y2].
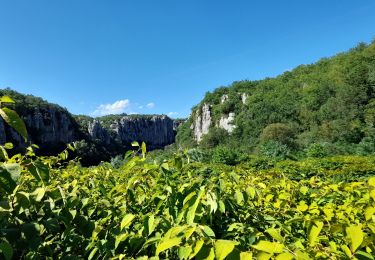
[1, 0, 375, 118]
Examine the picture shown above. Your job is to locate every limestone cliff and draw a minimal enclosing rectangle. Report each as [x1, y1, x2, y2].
[191, 103, 212, 142]
[0, 89, 177, 161]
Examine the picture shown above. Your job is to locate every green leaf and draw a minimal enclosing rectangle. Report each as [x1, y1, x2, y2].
[369, 177, 375, 187]
[0, 241, 13, 260]
[240, 252, 253, 260]
[246, 187, 256, 199]
[141, 142, 147, 157]
[186, 189, 204, 224]
[218, 200, 225, 213]
[200, 225, 215, 237]
[115, 233, 129, 249]
[121, 214, 135, 230]
[0, 107, 28, 141]
[88, 247, 98, 260]
[299, 186, 309, 195]
[156, 237, 182, 255]
[3, 143, 13, 150]
[0, 96, 14, 103]
[346, 224, 364, 253]
[178, 246, 192, 260]
[234, 190, 244, 205]
[341, 245, 352, 258]
[276, 252, 294, 260]
[266, 228, 284, 243]
[0, 166, 18, 194]
[16, 191, 30, 208]
[27, 161, 50, 184]
[22, 222, 41, 240]
[131, 141, 140, 147]
[252, 241, 284, 254]
[214, 240, 238, 260]
[308, 221, 323, 246]
[190, 240, 204, 259]
[144, 214, 155, 236]
[3, 163, 21, 179]
[355, 251, 375, 260]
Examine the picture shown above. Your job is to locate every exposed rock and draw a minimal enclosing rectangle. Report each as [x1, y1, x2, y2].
[173, 119, 186, 131]
[241, 93, 248, 104]
[88, 120, 111, 145]
[109, 115, 175, 149]
[0, 106, 80, 154]
[192, 103, 212, 142]
[221, 94, 229, 103]
[219, 112, 236, 133]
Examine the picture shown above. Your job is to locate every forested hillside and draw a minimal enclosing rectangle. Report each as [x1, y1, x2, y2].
[177, 41, 375, 158]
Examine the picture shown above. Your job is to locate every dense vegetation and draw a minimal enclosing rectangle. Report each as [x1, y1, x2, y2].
[177, 40, 375, 158]
[1, 140, 375, 259]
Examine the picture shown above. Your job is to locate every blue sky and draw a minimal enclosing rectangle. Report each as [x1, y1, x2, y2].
[0, 0, 374, 118]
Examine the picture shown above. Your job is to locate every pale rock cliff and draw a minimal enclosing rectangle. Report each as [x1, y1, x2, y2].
[219, 112, 236, 133]
[192, 103, 212, 142]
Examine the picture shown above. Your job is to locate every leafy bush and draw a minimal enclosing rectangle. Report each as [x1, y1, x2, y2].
[259, 123, 296, 147]
[258, 140, 291, 160]
[211, 146, 238, 165]
[305, 142, 330, 158]
[200, 127, 229, 149]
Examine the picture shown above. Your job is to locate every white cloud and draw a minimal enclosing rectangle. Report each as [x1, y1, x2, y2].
[146, 102, 155, 109]
[92, 99, 130, 116]
[168, 112, 179, 117]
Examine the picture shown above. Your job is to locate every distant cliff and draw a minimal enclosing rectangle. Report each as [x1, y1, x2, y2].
[0, 89, 176, 164]
[83, 114, 175, 150]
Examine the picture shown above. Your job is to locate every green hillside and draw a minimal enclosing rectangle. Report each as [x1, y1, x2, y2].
[177, 41, 375, 158]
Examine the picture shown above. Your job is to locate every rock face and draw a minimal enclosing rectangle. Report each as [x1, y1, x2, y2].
[0, 90, 177, 160]
[0, 106, 81, 154]
[192, 103, 212, 142]
[88, 120, 111, 145]
[219, 112, 236, 133]
[107, 115, 175, 149]
[241, 93, 248, 104]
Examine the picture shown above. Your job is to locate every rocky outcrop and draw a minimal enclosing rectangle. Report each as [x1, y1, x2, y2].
[108, 115, 175, 149]
[0, 90, 177, 160]
[219, 112, 236, 133]
[221, 94, 229, 103]
[88, 120, 111, 145]
[192, 103, 212, 142]
[0, 106, 81, 154]
[241, 93, 248, 104]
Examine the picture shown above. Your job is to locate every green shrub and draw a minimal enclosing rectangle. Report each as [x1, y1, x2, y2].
[258, 140, 291, 160]
[211, 146, 238, 165]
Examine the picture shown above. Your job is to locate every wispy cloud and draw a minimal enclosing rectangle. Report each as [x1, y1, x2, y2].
[146, 102, 155, 109]
[92, 99, 130, 116]
[168, 112, 179, 117]
[92, 100, 157, 116]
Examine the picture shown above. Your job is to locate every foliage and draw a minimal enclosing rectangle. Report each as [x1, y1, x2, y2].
[0, 96, 28, 141]
[200, 128, 229, 149]
[0, 143, 375, 259]
[258, 140, 291, 160]
[178, 40, 375, 156]
[211, 146, 238, 165]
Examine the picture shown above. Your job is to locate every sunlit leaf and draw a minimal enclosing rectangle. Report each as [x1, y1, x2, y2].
[346, 224, 364, 253]
[0, 107, 27, 141]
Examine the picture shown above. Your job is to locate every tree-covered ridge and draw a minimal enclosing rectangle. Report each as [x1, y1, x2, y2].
[0, 88, 70, 116]
[177, 40, 375, 156]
